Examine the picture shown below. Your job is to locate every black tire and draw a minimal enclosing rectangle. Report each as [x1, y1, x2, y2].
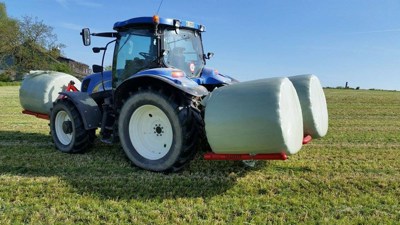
[118, 89, 201, 172]
[50, 99, 95, 153]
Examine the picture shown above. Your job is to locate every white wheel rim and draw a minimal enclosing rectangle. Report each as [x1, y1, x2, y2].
[55, 110, 73, 145]
[129, 105, 173, 160]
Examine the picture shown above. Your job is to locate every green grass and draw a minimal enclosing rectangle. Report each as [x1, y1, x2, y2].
[0, 81, 21, 87]
[1, 86, 400, 224]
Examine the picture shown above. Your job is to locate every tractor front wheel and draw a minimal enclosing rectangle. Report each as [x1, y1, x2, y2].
[50, 99, 95, 153]
[118, 89, 200, 172]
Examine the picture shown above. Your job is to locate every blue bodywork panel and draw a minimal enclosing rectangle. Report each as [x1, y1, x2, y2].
[82, 67, 236, 95]
[116, 68, 208, 97]
[113, 17, 205, 31]
[135, 68, 201, 88]
[82, 68, 220, 96]
[194, 67, 237, 85]
[81, 71, 112, 95]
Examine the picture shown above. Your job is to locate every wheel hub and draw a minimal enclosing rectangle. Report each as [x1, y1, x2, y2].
[154, 124, 164, 136]
[62, 121, 73, 134]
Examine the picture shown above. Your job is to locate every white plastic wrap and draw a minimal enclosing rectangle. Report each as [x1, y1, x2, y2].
[203, 77, 304, 155]
[19, 71, 81, 114]
[289, 74, 328, 138]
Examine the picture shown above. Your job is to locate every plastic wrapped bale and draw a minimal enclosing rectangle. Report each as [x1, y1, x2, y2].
[19, 71, 81, 115]
[289, 74, 328, 138]
[203, 77, 304, 155]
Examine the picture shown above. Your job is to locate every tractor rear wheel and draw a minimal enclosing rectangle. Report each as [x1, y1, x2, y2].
[118, 89, 200, 172]
[50, 99, 95, 153]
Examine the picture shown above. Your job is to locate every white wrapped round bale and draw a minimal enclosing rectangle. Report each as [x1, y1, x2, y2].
[289, 74, 328, 138]
[203, 77, 304, 155]
[19, 71, 81, 115]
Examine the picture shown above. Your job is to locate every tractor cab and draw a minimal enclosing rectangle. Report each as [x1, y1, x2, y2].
[113, 16, 207, 83]
[82, 16, 210, 88]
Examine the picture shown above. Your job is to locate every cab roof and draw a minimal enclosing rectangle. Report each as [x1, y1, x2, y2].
[113, 16, 205, 31]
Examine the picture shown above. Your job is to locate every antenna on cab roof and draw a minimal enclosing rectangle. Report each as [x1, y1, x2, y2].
[156, 0, 164, 15]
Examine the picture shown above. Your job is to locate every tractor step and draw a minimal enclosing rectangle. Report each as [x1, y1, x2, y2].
[100, 138, 113, 144]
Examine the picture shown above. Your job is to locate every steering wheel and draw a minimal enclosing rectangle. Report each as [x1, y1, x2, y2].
[139, 52, 151, 59]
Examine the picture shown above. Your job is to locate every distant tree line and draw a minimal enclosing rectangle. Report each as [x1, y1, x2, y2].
[0, 2, 72, 81]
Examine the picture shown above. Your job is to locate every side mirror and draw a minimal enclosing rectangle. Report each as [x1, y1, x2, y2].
[92, 64, 103, 73]
[205, 52, 214, 60]
[80, 28, 91, 46]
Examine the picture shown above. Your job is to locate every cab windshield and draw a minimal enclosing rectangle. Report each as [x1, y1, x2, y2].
[163, 29, 205, 78]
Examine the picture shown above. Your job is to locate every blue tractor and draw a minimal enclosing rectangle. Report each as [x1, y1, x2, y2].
[50, 16, 235, 172]
[41, 15, 328, 173]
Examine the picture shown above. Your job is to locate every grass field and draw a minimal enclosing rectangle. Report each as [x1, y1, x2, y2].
[0, 86, 399, 224]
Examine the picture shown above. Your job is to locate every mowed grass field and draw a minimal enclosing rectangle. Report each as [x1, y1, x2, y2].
[0, 85, 399, 224]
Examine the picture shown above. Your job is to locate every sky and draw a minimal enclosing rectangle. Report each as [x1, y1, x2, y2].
[2, 0, 400, 90]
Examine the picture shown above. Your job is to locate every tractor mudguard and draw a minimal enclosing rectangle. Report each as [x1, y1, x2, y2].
[58, 91, 102, 130]
[115, 75, 208, 106]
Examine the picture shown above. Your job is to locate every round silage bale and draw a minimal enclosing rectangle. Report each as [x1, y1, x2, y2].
[203, 77, 303, 155]
[289, 74, 328, 138]
[19, 71, 81, 115]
